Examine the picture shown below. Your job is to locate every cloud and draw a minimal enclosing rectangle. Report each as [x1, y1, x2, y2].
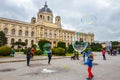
[0, 0, 120, 41]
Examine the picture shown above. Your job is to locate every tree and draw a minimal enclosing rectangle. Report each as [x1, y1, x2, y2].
[14, 41, 27, 49]
[0, 31, 7, 47]
[32, 44, 37, 49]
[38, 39, 51, 51]
[57, 41, 66, 54]
[67, 44, 74, 53]
[111, 41, 120, 49]
[57, 41, 66, 49]
[90, 43, 102, 51]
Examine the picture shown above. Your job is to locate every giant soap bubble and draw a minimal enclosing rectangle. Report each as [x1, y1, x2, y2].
[43, 43, 51, 54]
[80, 14, 97, 25]
[72, 34, 88, 53]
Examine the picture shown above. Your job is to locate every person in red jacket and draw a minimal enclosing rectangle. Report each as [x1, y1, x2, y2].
[31, 47, 35, 58]
[102, 48, 106, 60]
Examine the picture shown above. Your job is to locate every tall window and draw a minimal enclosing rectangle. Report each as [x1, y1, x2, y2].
[25, 39, 28, 45]
[4, 28, 8, 34]
[26, 27, 28, 29]
[11, 38, 15, 44]
[19, 30, 22, 36]
[47, 16, 50, 21]
[44, 32, 47, 37]
[71, 36, 72, 41]
[18, 39, 22, 42]
[11, 29, 15, 35]
[54, 34, 56, 38]
[25, 31, 28, 36]
[40, 15, 42, 19]
[31, 40, 34, 45]
[64, 36, 66, 40]
[50, 33, 52, 38]
[31, 31, 34, 37]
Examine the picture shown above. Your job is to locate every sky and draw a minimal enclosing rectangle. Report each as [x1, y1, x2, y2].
[0, 0, 120, 42]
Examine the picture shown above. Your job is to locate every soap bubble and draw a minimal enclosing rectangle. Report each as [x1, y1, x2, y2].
[80, 14, 97, 25]
[72, 35, 88, 53]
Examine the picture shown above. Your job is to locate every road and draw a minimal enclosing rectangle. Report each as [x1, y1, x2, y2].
[0, 53, 120, 80]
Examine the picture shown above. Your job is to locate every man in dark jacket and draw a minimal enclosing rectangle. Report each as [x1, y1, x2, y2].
[26, 47, 31, 66]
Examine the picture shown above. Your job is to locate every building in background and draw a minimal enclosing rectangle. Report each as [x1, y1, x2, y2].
[0, 2, 94, 48]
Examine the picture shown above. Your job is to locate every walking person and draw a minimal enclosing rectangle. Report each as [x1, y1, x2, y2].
[84, 50, 94, 80]
[102, 48, 106, 60]
[47, 48, 52, 65]
[110, 49, 113, 56]
[82, 51, 86, 62]
[10, 47, 15, 57]
[26, 47, 31, 66]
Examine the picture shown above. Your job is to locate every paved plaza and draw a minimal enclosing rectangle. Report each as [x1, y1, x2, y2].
[0, 53, 120, 80]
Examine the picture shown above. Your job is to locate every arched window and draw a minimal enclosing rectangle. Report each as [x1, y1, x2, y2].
[4, 28, 8, 34]
[50, 33, 52, 38]
[64, 36, 66, 40]
[11, 38, 15, 44]
[68, 43, 69, 46]
[31, 31, 34, 37]
[44, 32, 47, 37]
[25, 31, 28, 36]
[53, 41, 56, 47]
[19, 30, 22, 36]
[31, 40, 34, 45]
[57, 19, 60, 21]
[47, 16, 50, 21]
[54, 34, 56, 38]
[11, 29, 15, 35]
[25, 39, 28, 45]
[18, 39, 22, 42]
[40, 15, 42, 19]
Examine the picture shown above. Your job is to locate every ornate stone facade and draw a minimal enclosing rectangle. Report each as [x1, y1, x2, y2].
[0, 2, 94, 47]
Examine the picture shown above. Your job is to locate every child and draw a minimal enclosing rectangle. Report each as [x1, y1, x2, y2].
[82, 51, 86, 61]
[84, 50, 94, 80]
[10, 47, 15, 57]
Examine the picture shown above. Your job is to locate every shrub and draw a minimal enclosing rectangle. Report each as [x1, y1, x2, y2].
[34, 50, 42, 55]
[67, 44, 74, 53]
[57, 41, 66, 50]
[90, 43, 102, 51]
[0, 46, 11, 56]
[85, 48, 92, 52]
[52, 47, 65, 56]
[14, 49, 20, 52]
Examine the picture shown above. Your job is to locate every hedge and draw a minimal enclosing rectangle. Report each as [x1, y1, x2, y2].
[52, 47, 65, 56]
[0, 46, 11, 56]
[34, 50, 42, 55]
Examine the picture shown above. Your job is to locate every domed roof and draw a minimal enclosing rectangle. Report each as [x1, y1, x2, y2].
[39, 2, 52, 13]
